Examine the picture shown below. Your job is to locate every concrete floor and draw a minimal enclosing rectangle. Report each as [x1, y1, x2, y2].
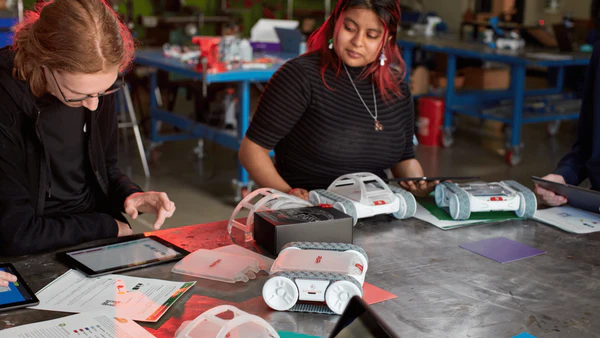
[119, 119, 579, 234]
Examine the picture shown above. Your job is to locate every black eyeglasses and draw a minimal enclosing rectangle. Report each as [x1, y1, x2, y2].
[50, 71, 124, 103]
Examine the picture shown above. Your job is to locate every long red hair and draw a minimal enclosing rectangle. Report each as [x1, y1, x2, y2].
[307, 0, 405, 103]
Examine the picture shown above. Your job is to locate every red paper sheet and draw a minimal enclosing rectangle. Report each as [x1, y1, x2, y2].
[362, 282, 398, 305]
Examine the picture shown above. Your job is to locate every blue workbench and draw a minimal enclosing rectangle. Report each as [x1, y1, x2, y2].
[398, 34, 591, 165]
[135, 49, 285, 199]
[0, 18, 17, 48]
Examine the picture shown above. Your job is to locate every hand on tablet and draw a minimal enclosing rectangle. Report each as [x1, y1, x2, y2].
[400, 180, 439, 198]
[0, 270, 17, 287]
[534, 174, 568, 206]
[124, 192, 176, 230]
[116, 219, 133, 237]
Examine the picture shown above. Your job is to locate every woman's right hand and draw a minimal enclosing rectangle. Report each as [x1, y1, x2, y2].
[400, 180, 439, 198]
[289, 188, 310, 201]
[0, 270, 17, 287]
[534, 174, 568, 206]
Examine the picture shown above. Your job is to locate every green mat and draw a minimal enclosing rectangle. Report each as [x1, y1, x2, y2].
[419, 196, 525, 222]
[278, 332, 322, 338]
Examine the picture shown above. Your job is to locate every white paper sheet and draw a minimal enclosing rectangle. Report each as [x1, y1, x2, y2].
[413, 203, 482, 230]
[30, 270, 195, 322]
[533, 206, 600, 234]
[0, 312, 155, 338]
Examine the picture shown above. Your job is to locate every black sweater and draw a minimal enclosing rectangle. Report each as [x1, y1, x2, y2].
[246, 52, 415, 190]
[0, 47, 142, 256]
[553, 43, 600, 190]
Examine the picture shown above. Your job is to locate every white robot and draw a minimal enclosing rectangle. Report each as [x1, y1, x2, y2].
[496, 31, 526, 50]
[175, 305, 278, 338]
[228, 188, 313, 242]
[425, 16, 442, 37]
[485, 17, 526, 51]
[263, 242, 368, 315]
[435, 180, 537, 220]
[309, 173, 417, 225]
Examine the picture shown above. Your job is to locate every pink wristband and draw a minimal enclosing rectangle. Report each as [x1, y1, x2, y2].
[288, 188, 299, 195]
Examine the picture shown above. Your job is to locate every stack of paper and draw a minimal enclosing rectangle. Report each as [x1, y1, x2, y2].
[31, 270, 195, 322]
[6, 270, 196, 338]
[0, 312, 155, 338]
[533, 206, 600, 234]
[414, 203, 482, 230]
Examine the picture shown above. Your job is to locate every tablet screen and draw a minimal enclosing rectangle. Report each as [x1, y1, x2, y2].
[0, 265, 38, 310]
[65, 237, 182, 273]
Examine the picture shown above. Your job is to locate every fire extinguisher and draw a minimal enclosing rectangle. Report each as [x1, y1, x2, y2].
[416, 97, 444, 147]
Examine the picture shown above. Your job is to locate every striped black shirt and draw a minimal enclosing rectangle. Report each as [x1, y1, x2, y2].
[245, 51, 415, 191]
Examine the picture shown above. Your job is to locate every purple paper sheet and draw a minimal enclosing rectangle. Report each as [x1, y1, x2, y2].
[460, 237, 546, 263]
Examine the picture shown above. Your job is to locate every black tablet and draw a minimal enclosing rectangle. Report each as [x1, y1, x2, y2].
[532, 176, 600, 214]
[56, 236, 189, 277]
[0, 263, 39, 311]
[329, 296, 399, 338]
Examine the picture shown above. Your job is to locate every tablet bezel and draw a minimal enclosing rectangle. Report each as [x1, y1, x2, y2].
[532, 176, 600, 214]
[0, 263, 40, 311]
[56, 235, 189, 277]
[329, 296, 399, 338]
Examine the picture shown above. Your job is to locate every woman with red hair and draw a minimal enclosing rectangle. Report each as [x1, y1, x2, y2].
[240, 0, 436, 200]
[0, 0, 175, 255]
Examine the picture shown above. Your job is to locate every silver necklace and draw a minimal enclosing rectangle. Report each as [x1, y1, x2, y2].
[343, 63, 383, 131]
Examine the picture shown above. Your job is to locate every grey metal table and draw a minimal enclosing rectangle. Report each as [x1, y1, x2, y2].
[1, 217, 599, 337]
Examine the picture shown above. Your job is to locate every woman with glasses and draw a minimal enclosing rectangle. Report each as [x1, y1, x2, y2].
[0, 0, 175, 256]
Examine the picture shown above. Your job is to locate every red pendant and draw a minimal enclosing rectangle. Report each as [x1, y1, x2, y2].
[375, 120, 383, 131]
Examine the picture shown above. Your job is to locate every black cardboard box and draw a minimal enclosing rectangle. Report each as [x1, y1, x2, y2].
[254, 207, 353, 255]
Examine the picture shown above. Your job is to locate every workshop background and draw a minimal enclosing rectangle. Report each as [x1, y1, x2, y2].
[0, 0, 594, 233]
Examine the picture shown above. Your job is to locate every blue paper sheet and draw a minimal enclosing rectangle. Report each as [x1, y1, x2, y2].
[512, 333, 537, 338]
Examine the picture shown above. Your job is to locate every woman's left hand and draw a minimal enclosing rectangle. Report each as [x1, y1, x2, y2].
[288, 188, 310, 201]
[124, 192, 176, 230]
[400, 180, 439, 198]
